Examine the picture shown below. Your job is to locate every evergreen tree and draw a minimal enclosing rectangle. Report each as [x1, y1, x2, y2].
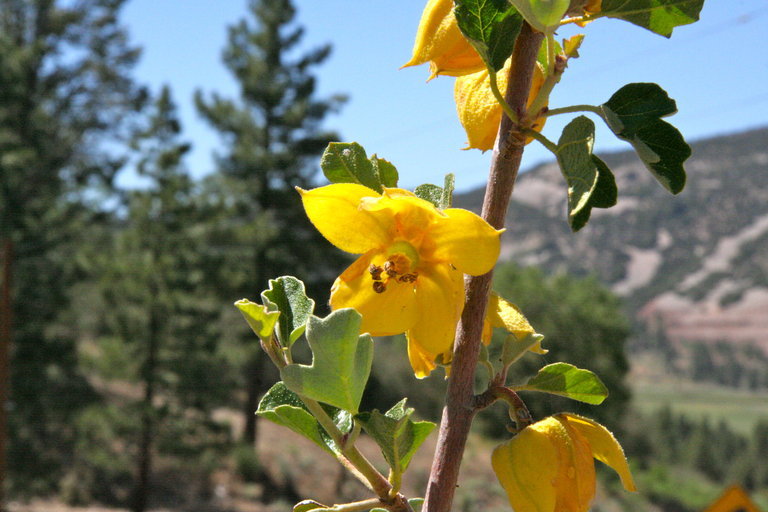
[0, 0, 143, 497]
[195, 0, 346, 444]
[86, 87, 236, 511]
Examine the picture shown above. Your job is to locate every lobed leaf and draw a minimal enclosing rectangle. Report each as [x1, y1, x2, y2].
[600, 0, 705, 37]
[600, 83, 689, 194]
[320, 142, 399, 193]
[257, 382, 352, 456]
[356, 399, 436, 474]
[454, 0, 523, 71]
[261, 276, 315, 347]
[519, 362, 608, 404]
[234, 299, 280, 341]
[280, 309, 373, 414]
[414, 173, 455, 210]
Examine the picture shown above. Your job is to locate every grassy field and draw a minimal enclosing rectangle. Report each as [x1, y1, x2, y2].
[632, 378, 768, 435]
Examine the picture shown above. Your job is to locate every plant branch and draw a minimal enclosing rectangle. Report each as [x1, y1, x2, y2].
[301, 397, 413, 512]
[543, 103, 602, 117]
[421, 23, 545, 512]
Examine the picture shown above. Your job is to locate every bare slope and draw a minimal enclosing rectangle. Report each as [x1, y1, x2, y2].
[456, 126, 768, 351]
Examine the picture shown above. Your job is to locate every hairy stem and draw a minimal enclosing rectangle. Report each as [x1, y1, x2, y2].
[301, 398, 413, 512]
[422, 23, 545, 512]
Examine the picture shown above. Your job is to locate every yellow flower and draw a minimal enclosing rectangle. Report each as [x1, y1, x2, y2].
[455, 59, 547, 151]
[576, 0, 602, 26]
[492, 413, 636, 512]
[299, 183, 502, 378]
[403, 0, 485, 79]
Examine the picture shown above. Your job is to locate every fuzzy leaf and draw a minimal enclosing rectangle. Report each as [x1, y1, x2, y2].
[600, 0, 705, 37]
[320, 143, 399, 193]
[280, 309, 373, 414]
[257, 382, 352, 456]
[261, 276, 315, 347]
[454, 0, 524, 71]
[371, 155, 399, 188]
[356, 399, 436, 473]
[414, 173, 455, 210]
[519, 362, 608, 404]
[234, 299, 280, 341]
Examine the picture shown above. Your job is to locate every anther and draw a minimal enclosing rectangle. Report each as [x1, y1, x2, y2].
[383, 260, 397, 278]
[372, 281, 387, 294]
[398, 273, 418, 283]
[368, 264, 383, 281]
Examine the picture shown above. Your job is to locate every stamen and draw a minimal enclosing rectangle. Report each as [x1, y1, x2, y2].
[372, 281, 387, 294]
[383, 260, 397, 278]
[369, 264, 383, 281]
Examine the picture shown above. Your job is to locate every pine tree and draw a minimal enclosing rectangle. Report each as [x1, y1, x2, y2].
[195, 0, 346, 444]
[90, 87, 236, 511]
[0, 0, 143, 498]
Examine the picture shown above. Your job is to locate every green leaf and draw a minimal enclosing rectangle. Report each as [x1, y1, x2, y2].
[234, 299, 280, 341]
[293, 500, 329, 512]
[555, 116, 599, 228]
[414, 173, 455, 210]
[569, 156, 618, 231]
[371, 154, 399, 188]
[257, 382, 352, 456]
[454, 0, 524, 71]
[600, 0, 705, 37]
[356, 399, 436, 474]
[261, 276, 315, 348]
[600, 83, 689, 194]
[509, 0, 570, 33]
[501, 332, 546, 367]
[280, 309, 373, 414]
[519, 362, 608, 404]
[320, 142, 400, 193]
[409, 498, 425, 512]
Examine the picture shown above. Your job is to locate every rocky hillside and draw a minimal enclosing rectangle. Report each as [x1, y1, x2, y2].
[456, 126, 768, 352]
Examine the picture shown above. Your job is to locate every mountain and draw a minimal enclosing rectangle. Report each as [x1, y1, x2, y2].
[455, 126, 768, 352]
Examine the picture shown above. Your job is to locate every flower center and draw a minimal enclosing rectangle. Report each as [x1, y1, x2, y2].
[368, 241, 420, 294]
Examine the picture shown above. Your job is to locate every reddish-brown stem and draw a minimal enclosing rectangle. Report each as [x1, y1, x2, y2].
[422, 24, 544, 512]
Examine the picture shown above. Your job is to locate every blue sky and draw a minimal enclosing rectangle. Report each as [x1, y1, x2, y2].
[122, 0, 767, 193]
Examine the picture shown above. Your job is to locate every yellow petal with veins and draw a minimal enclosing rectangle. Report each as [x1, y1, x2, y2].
[455, 60, 546, 151]
[561, 413, 637, 492]
[406, 263, 464, 355]
[429, 208, 502, 275]
[492, 424, 559, 512]
[406, 337, 438, 379]
[298, 184, 392, 253]
[330, 251, 419, 336]
[403, 0, 484, 79]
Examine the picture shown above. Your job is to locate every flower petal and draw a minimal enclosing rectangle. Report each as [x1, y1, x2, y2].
[406, 263, 464, 356]
[403, 0, 484, 78]
[406, 337, 438, 379]
[299, 184, 392, 254]
[454, 60, 547, 151]
[362, 189, 443, 248]
[562, 414, 637, 492]
[552, 416, 597, 512]
[492, 426, 558, 512]
[330, 251, 419, 336]
[429, 208, 501, 275]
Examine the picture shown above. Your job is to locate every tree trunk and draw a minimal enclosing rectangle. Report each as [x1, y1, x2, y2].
[132, 306, 159, 512]
[0, 239, 13, 512]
